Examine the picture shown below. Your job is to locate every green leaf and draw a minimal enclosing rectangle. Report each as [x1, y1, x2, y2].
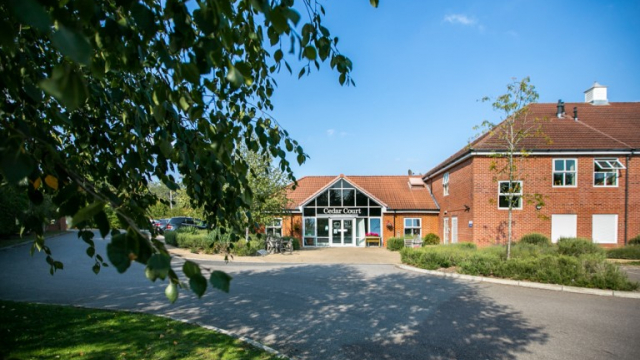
[0, 149, 36, 184]
[165, 283, 178, 303]
[183, 260, 201, 278]
[71, 201, 106, 228]
[8, 0, 52, 33]
[51, 26, 92, 66]
[94, 210, 110, 239]
[189, 274, 207, 298]
[370, 0, 379, 8]
[304, 46, 317, 60]
[146, 254, 171, 281]
[106, 233, 131, 273]
[92, 263, 100, 275]
[209, 270, 232, 293]
[39, 65, 89, 111]
[86, 246, 95, 258]
[226, 65, 244, 88]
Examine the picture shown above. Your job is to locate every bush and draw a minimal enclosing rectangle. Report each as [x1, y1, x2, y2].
[607, 246, 640, 260]
[557, 237, 604, 257]
[422, 233, 440, 246]
[176, 233, 214, 253]
[628, 235, 640, 246]
[519, 233, 551, 246]
[400, 242, 638, 291]
[164, 231, 177, 246]
[387, 237, 404, 251]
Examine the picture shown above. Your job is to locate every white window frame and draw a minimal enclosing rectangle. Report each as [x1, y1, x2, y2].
[498, 181, 523, 210]
[552, 158, 577, 187]
[443, 172, 449, 196]
[266, 218, 283, 237]
[404, 218, 422, 237]
[594, 158, 625, 187]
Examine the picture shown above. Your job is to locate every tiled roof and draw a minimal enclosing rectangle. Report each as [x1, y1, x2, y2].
[285, 175, 439, 211]
[424, 102, 640, 178]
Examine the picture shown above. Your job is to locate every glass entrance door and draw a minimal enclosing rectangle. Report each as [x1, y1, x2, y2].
[331, 219, 354, 246]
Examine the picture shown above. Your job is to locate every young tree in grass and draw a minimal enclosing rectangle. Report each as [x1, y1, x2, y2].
[0, 0, 378, 302]
[475, 77, 544, 259]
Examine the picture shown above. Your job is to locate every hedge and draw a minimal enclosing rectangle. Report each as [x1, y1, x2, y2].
[387, 237, 404, 251]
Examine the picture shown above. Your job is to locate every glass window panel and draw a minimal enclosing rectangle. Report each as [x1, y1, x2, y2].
[594, 173, 605, 186]
[303, 207, 315, 216]
[329, 189, 342, 206]
[317, 218, 329, 237]
[356, 191, 368, 206]
[565, 173, 576, 185]
[369, 199, 380, 207]
[606, 173, 617, 186]
[554, 159, 564, 171]
[404, 218, 411, 227]
[304, 218, 316, 237]
[566, 159, 576, 171]
[370, 208, 381, 216]
[370, 218, 381, 236]
[317, 191, 328, 206]
[343, 189, 355, 206]
[553, 173, 564, 186]
[304, 237, 316, 246]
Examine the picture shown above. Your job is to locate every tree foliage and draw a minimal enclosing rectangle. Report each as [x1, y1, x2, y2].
[0, 0, 377, 302]
[474, 77, 543, 259]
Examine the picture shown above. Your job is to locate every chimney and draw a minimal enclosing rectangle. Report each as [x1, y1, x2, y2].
[408, 169, 413, 176]
[584, 82, 608, 105]
[556, 100, 565, 118]
[573, 107, 578, 121]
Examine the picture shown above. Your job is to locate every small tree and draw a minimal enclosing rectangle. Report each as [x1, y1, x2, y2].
[475, 77, 544, 259]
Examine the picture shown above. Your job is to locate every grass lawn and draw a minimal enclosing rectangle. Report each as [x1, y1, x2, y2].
[0, 300, 281, 360]
[0, 230, 68, 249]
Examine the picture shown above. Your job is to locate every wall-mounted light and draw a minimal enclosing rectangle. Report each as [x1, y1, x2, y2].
[536, 204, 543, 210]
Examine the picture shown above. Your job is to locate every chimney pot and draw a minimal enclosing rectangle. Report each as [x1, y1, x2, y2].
[573, 107, 578, 121]
[556, 100, 565, 118]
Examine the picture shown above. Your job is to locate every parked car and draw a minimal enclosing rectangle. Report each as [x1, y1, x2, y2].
[163, 217, 197, 232]
[153, 219, 169, 234]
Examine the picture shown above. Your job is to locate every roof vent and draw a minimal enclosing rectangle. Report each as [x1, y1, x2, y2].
[584, 82, 608, 105]
[556, 100, 565, 118]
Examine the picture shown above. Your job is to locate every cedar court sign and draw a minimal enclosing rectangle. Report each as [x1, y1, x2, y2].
[322, 207, 368, 216]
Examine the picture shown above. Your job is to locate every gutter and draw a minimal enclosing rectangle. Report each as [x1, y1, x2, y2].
[424, 149, 636, 180]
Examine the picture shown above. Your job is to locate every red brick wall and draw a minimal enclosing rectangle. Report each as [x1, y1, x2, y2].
[438, 154, 639, 247]
[382, 213, 438, 244]
[428, 158, 475, 243]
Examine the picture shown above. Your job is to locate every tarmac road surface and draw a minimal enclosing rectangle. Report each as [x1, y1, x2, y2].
[1, 231, 639, 360]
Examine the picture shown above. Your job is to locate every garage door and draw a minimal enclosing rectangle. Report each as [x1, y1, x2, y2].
[551, 214, 577, 243]
[592, 214, 618, 244]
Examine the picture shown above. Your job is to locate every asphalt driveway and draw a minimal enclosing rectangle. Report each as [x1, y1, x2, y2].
[1, 231, 639, 360]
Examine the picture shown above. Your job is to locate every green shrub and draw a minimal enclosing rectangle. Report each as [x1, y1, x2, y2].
[607, 246, 640, 260]
[176, 226, 200, 234]
[557, 237, 604, 257]
[387, 237, 404, 251]
[164, 231, 177, 246]
[176, 233, 213, 252]
[628, 235, 640, 246]
[519, 233, 551, 246]
[400, 242, 638, 291]
[422, 233, 440, 246]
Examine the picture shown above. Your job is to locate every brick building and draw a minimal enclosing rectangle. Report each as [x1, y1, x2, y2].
[279, 175, 439, 247]
[424, 83, 639, 247]
[280, 83, 638, 248]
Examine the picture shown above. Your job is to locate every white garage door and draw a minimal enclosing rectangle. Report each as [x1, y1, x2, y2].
[551, 214, 577, 243]
[592, 214, 618, 244]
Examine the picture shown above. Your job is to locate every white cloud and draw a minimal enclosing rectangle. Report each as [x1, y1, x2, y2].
[326, 129, 335, 137]
[444, 14, 477, 26]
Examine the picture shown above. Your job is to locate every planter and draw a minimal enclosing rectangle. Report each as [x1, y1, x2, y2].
[365, 236, 381, 247]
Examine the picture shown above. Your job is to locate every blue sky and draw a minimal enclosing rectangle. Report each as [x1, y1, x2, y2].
[267, 0, 640, 178]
